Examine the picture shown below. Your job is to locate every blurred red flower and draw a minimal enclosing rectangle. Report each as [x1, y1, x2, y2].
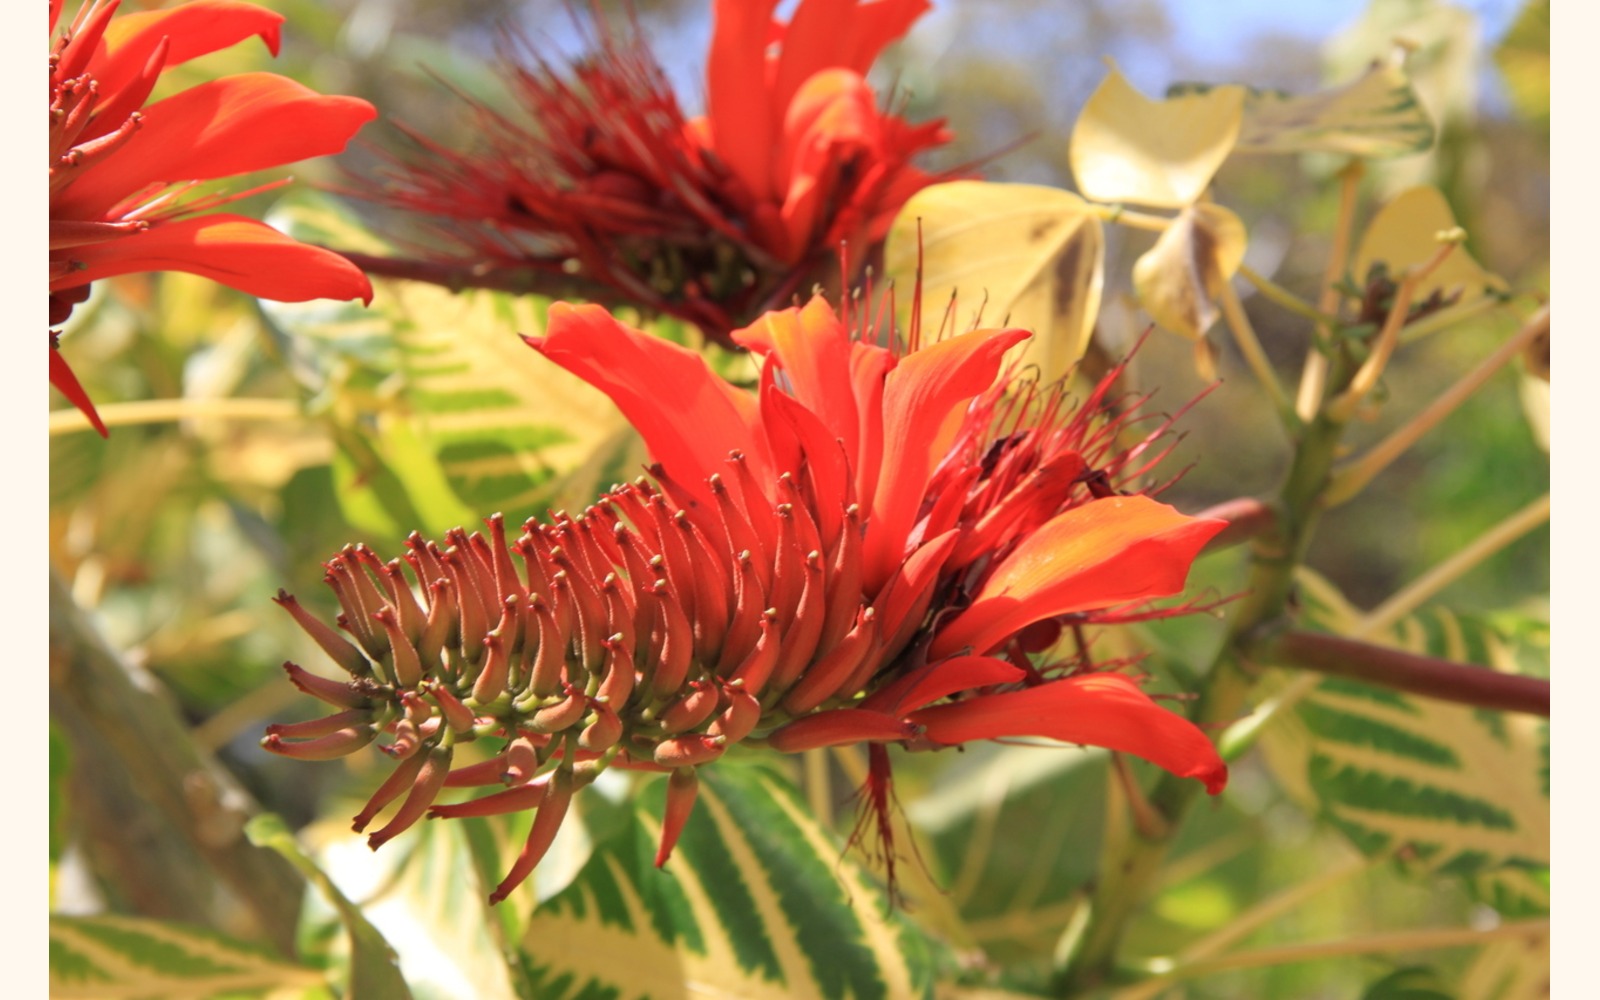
[50, 0, 376, 434]
[265, 289, 1227, 903]
[369, 0, 951, 344]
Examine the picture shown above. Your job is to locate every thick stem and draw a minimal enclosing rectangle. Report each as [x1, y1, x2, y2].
[333, 249, 627, 304]
[1059, 408, 1350, 993]
[49, 569, 306, 956]
[1258, 630, 1548, 716]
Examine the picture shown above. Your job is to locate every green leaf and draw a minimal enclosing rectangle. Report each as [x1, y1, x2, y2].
[49, 914, 325, 999]
[1361, 965, 1455, 1000]
[1259, 574, 1548, 913]
[519, 760, 938, 999]
[245, 813, 416, 1000]
[1171, 55, 1436, 158]
[884, 180, 1104, 383]
[905, 744, 1107, 964]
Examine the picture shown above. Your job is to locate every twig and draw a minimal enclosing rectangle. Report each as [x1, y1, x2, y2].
[1326, 306, 1549, 505]
[1194, 497, 1276, 553]
[49, 398, 302, 436]
[1256, 630, 1548, 716]
[1295, 159, 1363, 420]
[1217, 279, 1293, 421]
[332, 248, 629, 304]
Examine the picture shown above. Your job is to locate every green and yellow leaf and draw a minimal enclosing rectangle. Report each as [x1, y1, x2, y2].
[49, 914, 325, 999]
[519, 761, 938, 999]
[1493, 0, 1549, 130]
[1259, 573, 1548, 914]
[884, 180, 1104, 382]
[1172, 54, 1434, 158]
[1131, 203, 1248, 341]
[1070, 59, 1244, 209]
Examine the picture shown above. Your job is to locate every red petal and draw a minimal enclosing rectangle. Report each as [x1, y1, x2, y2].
[49, 344, 107, 438]
[930, 496, 1226, 659]
[707, 0, 780, 201]
[909, 673, 1228, 794]
[62, 213, 373, 305]
[862, 327, 1030, 591]
[766, 707, 915, 752]
[864, 654, 1025, 715]
[58, 73, 376, 219]
[530, 304, 772, 499]
[94, 1, 285, 105]
[734, 294, 860, 469]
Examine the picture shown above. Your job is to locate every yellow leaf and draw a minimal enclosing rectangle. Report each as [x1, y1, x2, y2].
[1494, 0, 1549, 129]
[1069, 59, 1244, 209]
[884, 180, 1104, 381]
[1131, 203, 1247, 341]
[1352, 186, 1507, 306]
[1179, 54, 1436, 157]
[1519, 375, 1549, 452]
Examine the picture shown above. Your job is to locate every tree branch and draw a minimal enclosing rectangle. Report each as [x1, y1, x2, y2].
[331, 248, 630, 305]
[49, 569, 307, 955]
[1259, 629, 1548, 717]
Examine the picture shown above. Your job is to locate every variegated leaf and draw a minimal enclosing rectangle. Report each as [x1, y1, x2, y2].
[1169, 55, 1435, 158]
[49, 914, 326, 999]
[519, 761, 939, 999]
[1259, 573, 1548, 914]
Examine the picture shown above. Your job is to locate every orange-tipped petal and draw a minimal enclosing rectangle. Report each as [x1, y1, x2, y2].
[909, 673, 1228, 795]
[60, 214, 373, 305]
[930, 496, 1227, 658]
[863, 327, 1031, 591]
[530, 304, 772, 497]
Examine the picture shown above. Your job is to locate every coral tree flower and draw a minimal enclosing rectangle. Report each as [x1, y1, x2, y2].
[370, 0, 949, 345]
[49, 0, 376, 434]
[264, 293, 1227, 903]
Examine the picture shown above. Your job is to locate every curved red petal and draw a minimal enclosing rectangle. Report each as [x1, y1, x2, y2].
[734, 294, 861, 469]
[63, 213, 373, 305]
[49, 344, 107, 438]
[864, 654, 1025, 715]
[862, 326, 1030, 591]
[530, 304, 772, 500]
[930, 496, 1226, 659]
[909, 673, 1228, 794]
[57, 73, 376, 218]
[94, 1, 285, 103]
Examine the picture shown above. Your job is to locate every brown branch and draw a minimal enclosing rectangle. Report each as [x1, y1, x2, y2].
[331, 248, 631, 305]
[1260, 629, 1549, 717]
[1196, 497, 1276, 554]
[49, 569, 306, 955]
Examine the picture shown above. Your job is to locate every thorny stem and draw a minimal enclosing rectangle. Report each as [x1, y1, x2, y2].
[332, 249, 634, 306]
[1216, 278, 1293, 423]
[1326, 306, 1550, 505]
[49, 397, 302, 435]
[1331, 237, 1462, 417]
[1398, 292, 1505, 344]
[49, 568, 307, 956]
[1295, 159, 1363, 420]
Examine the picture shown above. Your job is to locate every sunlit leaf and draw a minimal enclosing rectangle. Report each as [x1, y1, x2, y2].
[519, 760, 938, 999]
[1069, 59, 1244, 209]
[245, 813, 416, 1000]
[49, 914, 326, 999]
[1170, 54, 1435, 157]
[1259, 573, 1548, 914]
[884, 180, 1104, 381]
[1351, 186, 1508, 307]
[1493, 0, 1549, 131]
[1131, 203, 1248, 341]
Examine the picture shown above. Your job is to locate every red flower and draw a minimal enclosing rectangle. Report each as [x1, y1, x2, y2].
[50, 0, 376, 434]
[368, 0, 950, 344]
[263, 292, 1226, 903]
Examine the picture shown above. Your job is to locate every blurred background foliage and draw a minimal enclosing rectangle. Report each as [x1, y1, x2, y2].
[50, 1, 1548, 997]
